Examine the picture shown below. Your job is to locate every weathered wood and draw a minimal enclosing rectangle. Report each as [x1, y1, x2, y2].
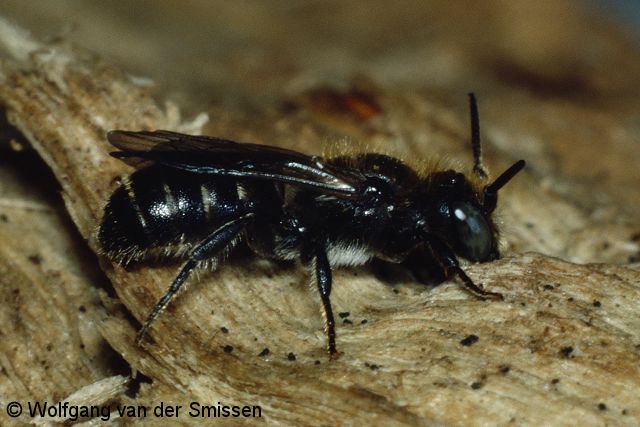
[0, 2, 639, 424]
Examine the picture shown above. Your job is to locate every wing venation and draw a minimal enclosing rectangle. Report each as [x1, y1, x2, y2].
[107, 130, 364, 198]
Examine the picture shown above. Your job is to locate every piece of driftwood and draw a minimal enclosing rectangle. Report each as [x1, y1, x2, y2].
[1, 5, 640, 425]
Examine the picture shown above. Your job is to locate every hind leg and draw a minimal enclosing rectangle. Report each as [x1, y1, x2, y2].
[136, 213, 254, 344]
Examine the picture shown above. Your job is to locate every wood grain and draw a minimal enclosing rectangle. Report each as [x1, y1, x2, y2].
[0, 2, 639, 425]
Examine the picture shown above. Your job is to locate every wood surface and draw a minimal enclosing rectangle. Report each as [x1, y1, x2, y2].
[0, 2, 639, 425]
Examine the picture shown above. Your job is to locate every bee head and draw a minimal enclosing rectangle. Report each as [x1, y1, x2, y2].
[423, 160, 524, 262]
[433, 93, 526, 261]
[422, 171, 493, 262]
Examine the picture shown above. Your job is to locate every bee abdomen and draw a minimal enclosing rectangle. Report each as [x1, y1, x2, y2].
[98, 166, 242, 263]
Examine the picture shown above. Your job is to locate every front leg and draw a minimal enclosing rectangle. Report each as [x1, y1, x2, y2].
[424, 236, 503, 300]
[305, 246, 338, 359]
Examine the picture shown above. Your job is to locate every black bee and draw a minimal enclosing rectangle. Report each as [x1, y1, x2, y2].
[99, 94, 525, 358]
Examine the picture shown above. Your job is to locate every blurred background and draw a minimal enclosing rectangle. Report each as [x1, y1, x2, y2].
[2, 0, 639, 106]
[1, 0, 639, 263]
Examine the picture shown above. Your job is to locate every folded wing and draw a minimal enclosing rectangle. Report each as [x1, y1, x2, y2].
[107, 130, 365, 198]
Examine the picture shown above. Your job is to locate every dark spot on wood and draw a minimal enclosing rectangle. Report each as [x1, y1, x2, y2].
[393, 288, 400, 294]
[460, 334, 479, 346]
[278, 100, 298, 114]
[593, 300, 601, 307]
[46, 344, 53, 351]
[314, 360, 320, 365]
[499, 364, 510, 374]
[78, 305, 86, 313]
[551, 378, 560, 385]
[364, 362, 380, 370]
[471, 381, 483, 390]
[338, 312, 350, 318]
[0, 213, 8, 222]
[559, 346, 574, 358]
[525, 222, 534, 229]
[343, 319, 353, 324]
[287, 352, 296, 361]
[361, 319, 368, 324]
[222, 345, 233, 353]
[28, 254, 42, 265]
[598, 403, 607, 411]
[220, 326, 229, 334]
[543, 284, 554, 290]
[567, 297, 574, 302]
[258, 348, 270, 357]
[622, 409, 628, 415]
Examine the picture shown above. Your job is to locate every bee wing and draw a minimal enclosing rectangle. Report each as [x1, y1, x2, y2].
[107, 130, 365, 198]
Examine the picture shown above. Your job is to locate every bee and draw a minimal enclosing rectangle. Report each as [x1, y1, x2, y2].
[99, 94, 525, 358]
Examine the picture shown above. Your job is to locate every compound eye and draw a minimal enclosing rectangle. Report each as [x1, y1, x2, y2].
[452, 202, 492, 261]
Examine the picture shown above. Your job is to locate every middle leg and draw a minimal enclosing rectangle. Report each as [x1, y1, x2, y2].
[306, 246, 338, 358]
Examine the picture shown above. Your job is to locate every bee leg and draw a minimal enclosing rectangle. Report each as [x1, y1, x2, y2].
[307, 247, 339, 359]
[403, 246, 445, 285]
[136, 213, 254, 345]
[425, 236, 503, 300]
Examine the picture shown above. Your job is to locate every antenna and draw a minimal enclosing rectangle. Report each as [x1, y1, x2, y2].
[483, 160, 526, 213]
[468, 93, 488, 180]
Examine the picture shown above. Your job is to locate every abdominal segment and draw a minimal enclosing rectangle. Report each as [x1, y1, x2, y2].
[98, 166, 242, 263]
